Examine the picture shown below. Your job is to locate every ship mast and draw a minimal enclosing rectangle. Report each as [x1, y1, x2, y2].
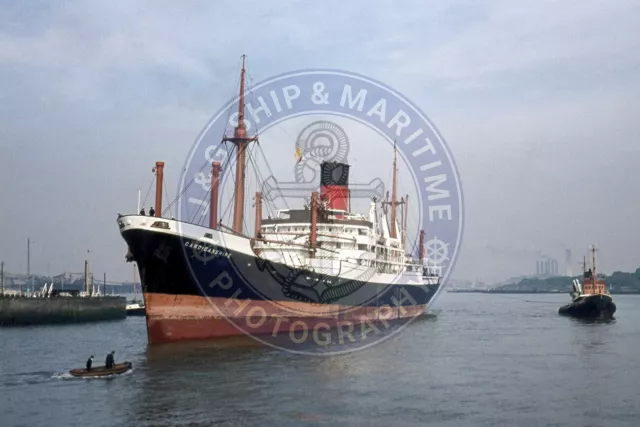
[27, 238, 31, 293]
[154, 162, 164, 217]
[210, 161, 221, 229]
[390, 142, 398, 239]
[222, 55, 258, 234]
[310, 192, 318, 258]
[133, 264, 138, 300]
[591, 245, 597, 282]
[254, 192, 262, 238]
[402, 194, 408, 249]
[381, 143, 402, 240]
[84, 250, 91, 296]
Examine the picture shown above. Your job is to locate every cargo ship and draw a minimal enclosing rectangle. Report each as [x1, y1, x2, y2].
[559, 245, 616, 319]
[117, 56, 443, 344]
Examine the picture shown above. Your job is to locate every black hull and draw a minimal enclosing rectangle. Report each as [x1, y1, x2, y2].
[558, 294, 616, 319]
[121, 227, 440, 308]
[126, 308, 146, 316]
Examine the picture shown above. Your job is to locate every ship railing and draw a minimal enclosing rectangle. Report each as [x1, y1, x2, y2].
[421, 261, 443, 277]
[261, 247, 425, 274]
[404, 264, 423, 273]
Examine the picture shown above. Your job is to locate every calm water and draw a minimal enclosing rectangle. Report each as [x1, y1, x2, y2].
[1, 293, 639, 427]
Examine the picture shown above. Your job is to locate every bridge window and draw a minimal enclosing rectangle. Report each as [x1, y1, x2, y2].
[150, 221, 170, 230]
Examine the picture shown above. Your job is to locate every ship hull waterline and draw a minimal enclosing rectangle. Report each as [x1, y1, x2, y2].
[126, 307, 146, 317]
[145, 293, 429, 345]
[558, 294, 616, 320]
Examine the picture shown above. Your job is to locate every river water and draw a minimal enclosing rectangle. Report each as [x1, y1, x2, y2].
[1, 293, 639, 427]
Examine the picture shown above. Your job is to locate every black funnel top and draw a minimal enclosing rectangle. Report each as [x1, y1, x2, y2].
[320, 162, 350, 187]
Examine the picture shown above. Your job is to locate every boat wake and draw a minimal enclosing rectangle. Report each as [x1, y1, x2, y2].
[3, 371, 58, 387]
[51, 369, 133, 380]
[569, 317, 617, 325]
[51, 372, 75, 380]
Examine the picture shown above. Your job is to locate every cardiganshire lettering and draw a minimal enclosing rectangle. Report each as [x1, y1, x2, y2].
[184, 241, 231, 258]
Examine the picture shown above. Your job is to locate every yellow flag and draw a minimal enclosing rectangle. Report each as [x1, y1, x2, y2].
[295, 145, 302, 163]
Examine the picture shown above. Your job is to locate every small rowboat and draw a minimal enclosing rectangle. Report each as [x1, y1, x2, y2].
[69, 361, 133, 378]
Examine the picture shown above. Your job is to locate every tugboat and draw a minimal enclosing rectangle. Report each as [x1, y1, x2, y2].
[559, 245, 616, 319]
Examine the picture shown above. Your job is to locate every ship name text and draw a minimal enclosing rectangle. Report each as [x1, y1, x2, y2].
[184, 241, 231, 258]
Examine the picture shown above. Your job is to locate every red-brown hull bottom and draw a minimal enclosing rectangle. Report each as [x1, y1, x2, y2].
[144, 293, 426, 345]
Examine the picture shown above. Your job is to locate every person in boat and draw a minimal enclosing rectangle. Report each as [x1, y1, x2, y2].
[149, 207, 155, 216]
[105, 351, 115, 369]
[86, 355, 94, 371]
[139, 208, 145, 215]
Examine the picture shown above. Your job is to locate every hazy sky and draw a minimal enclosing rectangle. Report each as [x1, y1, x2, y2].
[1, 0, 639, 283]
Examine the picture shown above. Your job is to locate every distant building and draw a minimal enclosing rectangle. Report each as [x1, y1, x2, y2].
[52, 272, 85, 286]
[565, 249, 572, 276]
[535, 256, 559, 277]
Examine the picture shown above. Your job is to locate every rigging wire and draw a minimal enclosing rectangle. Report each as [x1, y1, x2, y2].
[158, 59, 306, 266]
[198, 55, 249, 227]
[141, 174, 156, 211]
[244, 132, 304, 266]
[217, 143, 238, 225]
[189, 142, 237, 225]
[242, 149, 257, 237]
[162, 173, 172, 218]
[245, 67, 305, 218]
[164, 155, 217, 219]
[215, 143, 238, 227]
[140, 57, 247, 224]
[172, 55, 242, 226]
[221, 58, 243, 137]
[247, 70, 296, 145]
[255, 132, 293, 213]
[236, 67, 309, 263]
[243, 74, 285, 220]
[163, 176, 194, 217]
[392, 149, 423, 255]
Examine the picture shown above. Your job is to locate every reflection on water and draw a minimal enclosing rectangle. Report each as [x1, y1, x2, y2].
[2, 294, 640, 427]
[567, 317, 617, 365]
